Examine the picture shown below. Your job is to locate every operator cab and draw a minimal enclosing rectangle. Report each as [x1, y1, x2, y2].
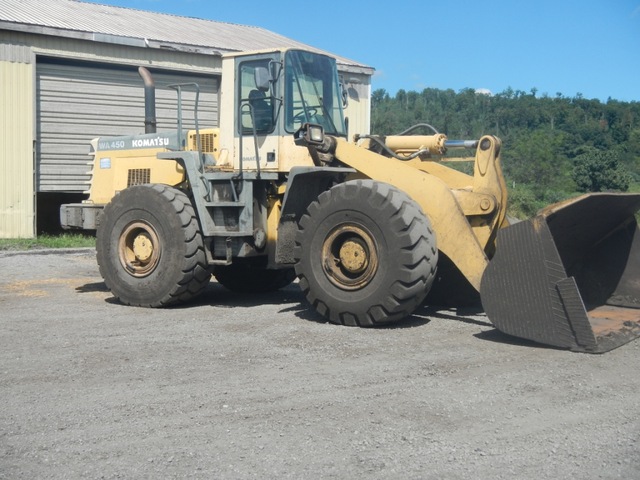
[220, 48, 347, 172]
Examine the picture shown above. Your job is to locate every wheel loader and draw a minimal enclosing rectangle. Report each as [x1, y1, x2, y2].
[60, 48, 640, 353]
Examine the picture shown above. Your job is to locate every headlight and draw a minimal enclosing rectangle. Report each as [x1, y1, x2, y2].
[307, 124, 324, 144]
[294, 123, 325, 146]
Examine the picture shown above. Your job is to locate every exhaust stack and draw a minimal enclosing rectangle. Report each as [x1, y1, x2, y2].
[138, 67, 156, 134]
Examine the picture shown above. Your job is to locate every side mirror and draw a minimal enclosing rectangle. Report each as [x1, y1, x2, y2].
[254, 67, 271, 92]
[338, 75, 348, 108]
[269, 60, 283, 83]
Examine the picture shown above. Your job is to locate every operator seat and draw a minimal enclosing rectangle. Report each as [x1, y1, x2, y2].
[248, 89, 273, 132]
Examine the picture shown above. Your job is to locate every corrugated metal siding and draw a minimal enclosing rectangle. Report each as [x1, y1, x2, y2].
[37, 60, 219, 191]
[0, 47, 35, 238]
[343, 74, 372, 137]
[0, 41, 32, 63]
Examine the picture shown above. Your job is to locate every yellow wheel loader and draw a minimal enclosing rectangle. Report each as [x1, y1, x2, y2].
[61, 48, 640, 353]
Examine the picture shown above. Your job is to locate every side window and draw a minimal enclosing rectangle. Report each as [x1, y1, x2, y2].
[238, 60, 274, 135]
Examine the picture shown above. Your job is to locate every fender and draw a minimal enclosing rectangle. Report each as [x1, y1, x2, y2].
[275, 166, 355, 265]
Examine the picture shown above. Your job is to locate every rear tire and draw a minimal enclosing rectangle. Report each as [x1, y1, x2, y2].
[96, 184, 211, 307]
[294, 180, 437, 326]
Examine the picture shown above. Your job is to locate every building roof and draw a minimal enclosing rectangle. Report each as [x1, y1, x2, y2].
[0, 0, 373, 73]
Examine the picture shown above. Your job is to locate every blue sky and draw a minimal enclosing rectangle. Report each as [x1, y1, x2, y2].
[84, 0, 640, 102]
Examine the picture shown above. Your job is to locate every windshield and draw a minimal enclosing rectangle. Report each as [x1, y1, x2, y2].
[284, 50, 346, 136]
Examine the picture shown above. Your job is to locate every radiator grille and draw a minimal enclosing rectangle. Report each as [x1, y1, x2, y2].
[191, 133, 216, 154]
[127, 168, 151, 187]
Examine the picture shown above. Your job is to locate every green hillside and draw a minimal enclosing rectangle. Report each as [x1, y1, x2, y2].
[371, 88, 640, 218]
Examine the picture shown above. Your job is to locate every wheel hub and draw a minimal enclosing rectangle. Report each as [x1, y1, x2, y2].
[132, 233, 154, 263]
[118, 221, 161, 277]
[339, 239, 368, 274]
[322, 224, 378, 290]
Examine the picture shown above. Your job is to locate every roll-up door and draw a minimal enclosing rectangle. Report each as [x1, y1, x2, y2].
[36, 59, 219, 192]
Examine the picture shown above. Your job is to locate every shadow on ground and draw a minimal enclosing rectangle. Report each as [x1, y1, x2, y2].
[75, 278, 560, 351]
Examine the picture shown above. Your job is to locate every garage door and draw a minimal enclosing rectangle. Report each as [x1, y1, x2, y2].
[37, 59, 219, 192]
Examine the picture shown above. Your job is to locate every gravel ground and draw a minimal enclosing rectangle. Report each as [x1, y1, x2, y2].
[1, 250, 639, 479]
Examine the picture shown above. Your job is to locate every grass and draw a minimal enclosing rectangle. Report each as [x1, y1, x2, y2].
[0, 233, 96, 251]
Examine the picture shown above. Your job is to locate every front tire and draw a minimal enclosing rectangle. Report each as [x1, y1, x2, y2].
[96, 184, 211, 307]
[294, 180, 437, 326]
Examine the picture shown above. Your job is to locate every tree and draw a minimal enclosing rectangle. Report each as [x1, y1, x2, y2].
[371, 88, 388, 108]
[503, 128, 566, 193]
[572, 147, 631, 192]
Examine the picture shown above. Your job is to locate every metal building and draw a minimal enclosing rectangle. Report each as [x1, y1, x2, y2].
[0, 0, 374, 237]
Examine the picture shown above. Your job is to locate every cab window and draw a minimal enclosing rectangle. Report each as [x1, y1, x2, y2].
[238, 60, 274, 135]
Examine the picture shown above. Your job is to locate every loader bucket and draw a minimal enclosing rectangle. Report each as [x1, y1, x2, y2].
[480, 193, 640, 353]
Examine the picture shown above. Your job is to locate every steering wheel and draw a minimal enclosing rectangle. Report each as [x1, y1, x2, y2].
[293, 108, 318, 123]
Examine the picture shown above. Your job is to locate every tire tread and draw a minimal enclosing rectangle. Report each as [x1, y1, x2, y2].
[97, 184, 210, 307]
[294, 179, 437, 326]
